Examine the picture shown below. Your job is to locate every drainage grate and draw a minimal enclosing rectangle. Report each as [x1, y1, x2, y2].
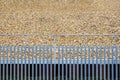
[0, 34, 120, 80]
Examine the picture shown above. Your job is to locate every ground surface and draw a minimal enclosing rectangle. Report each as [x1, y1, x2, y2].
[0, 0, 120, 59]
[0, 0, 120, 45]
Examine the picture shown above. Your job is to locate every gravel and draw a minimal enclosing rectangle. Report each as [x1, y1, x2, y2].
[0, 0, 120, 59]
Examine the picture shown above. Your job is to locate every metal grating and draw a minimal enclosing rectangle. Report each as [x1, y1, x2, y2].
[0, 34, 120, 80]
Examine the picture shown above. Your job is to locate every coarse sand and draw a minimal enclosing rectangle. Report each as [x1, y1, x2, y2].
[0, 0, 120, 59]
[0, 0, 120, 45]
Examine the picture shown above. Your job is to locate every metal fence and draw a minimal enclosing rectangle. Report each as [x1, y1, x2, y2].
[0, 34, 120, 80]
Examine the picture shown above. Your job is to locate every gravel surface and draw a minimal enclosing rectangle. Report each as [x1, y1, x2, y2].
[0, 0, 120, 59]
[0, 0, 120, 45]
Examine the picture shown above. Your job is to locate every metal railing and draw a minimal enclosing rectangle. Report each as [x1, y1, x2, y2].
[0, 34, 120, 80]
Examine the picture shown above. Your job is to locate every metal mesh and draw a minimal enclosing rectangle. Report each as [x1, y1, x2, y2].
[0, 34, 120, 80]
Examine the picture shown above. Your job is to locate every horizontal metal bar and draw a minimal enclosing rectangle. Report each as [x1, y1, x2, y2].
[0, 59, 120, 64]
[0, 45, 119, 50]
[0, 34, 120, 36]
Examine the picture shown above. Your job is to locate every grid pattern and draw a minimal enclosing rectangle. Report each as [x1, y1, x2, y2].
[0, 34, 120, 80]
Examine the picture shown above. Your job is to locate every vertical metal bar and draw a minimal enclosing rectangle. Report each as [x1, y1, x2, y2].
[113, 34, 117, 80]
[24, 46, 26, 80]
[96, 46, 98, 80]
[0, 46, 1, 80]
[66, 46, 68, 80]
[72, 46, 75, 80]
[84, 46, 86, 80]
[19, 46, 22, 80]
[119, 46, 120, 80]
[80, 46, 83, 80]
[41, 45, 43, 80]
[104, 46, 106, 80]
[42, 46, 45, 80]
[14, 46, 16, 80]
[44, 46, 46, 80]
[28, 46, 30, 80]
[108, 46, 110, 80]
[1, 45, 3, 80]
[92, 46, 94, 80]
[100, 46, 102, 80]
[21, 46, 23, 80]
[54, 35, 56, 80]
[112, 46, 114, 80]
[2, 45, 5, 80]
[62, 46, 64, 80]
[46, 45, 49, 80]
[10, 45, 12, 80]
[116, 46, 118, 80]
[76, 46, 79, 80]
[6, 45, 8, 80]
[114, 46, 118, 80]
[24, 36, 27, 80]
[19, 46, 21, 80]
[88, 46, 90, 80]
[0, 45, 2, 80]
[39, 46, 41, 80]
[50, 45, 52, 80]
[0, 45, 1, 80]
[69, 46, 72, 80]
[84, 34, 86, 80]
[32, 46, 34, 80]
[58, 45, 60, 80]
[36, 46, 38, 80]
[17, 46, 19, 80]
